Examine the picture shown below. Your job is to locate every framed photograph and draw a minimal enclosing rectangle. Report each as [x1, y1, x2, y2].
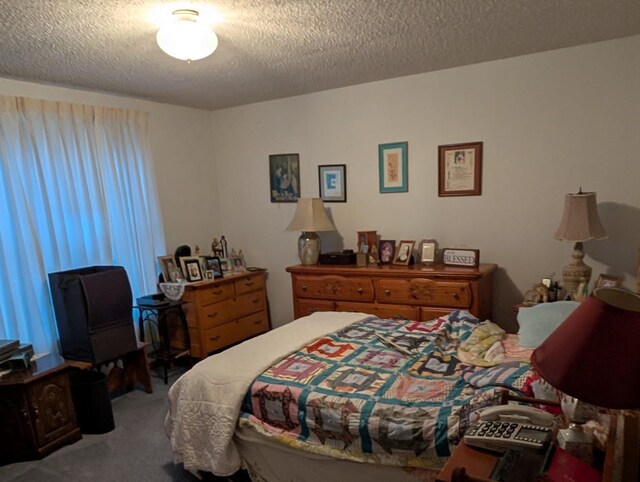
[357, 230, 378, 254]
[438, 141, 483, 197]
[393, 240, 415, 265]
[595, 274, 622, 289]
[179, 256, 203, 282]
[231, 255, 247, 272]
[379, 142, 408, 193]
[419, 239, 438, 265]
[219, 258, 231, 274]
[158, 255, 183, 282]
[378, 240, 396, 264]
[206, 270, 214, 280]
[203, 256, 224, 279]
[318, 164, 346, 202]
[269, 153, 300, 202]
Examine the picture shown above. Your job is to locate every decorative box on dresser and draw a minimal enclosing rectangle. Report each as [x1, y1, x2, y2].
[286, 264, 496, 321]
[182, 270, 270, 359]
[0, 353, 82, 464]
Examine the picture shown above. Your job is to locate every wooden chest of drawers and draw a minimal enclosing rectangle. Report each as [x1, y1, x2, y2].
[182, 270, 270, 359]
[286, 264, 496, 321]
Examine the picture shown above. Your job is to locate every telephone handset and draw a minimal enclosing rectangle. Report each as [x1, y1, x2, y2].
[464, 405, 554, 453]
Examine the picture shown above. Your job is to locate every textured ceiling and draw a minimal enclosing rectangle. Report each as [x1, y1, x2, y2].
[1, 0, 639, 111]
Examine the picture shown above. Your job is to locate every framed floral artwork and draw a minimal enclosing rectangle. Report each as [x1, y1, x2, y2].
[379, 142, 408, 193]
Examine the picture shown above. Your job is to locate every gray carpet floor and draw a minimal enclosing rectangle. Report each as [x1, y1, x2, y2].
[0, 366, 231, 482]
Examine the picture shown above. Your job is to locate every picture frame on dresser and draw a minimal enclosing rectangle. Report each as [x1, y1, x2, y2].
[393, 240, 415, 265]
[379, 142, 408, 193]
[158, 255, 183, 282]
[180, 256, 203, 282]
[379, 240, 396, 264]
[318, 164, 346, 202]
[438, 141, 483, 197]
[231, 255, 247, 272]
[203, 256, 224, 279]
[595, 273, 622, 289]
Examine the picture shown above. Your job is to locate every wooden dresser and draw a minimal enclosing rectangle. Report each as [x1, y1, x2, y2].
[182, 270, 270, 359]
[286, 264, 496, 321]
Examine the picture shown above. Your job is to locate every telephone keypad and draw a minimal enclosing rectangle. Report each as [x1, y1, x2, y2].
[464, 420, 552, 452]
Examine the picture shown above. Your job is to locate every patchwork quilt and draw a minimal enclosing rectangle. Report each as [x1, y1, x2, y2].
[240, 311, 536, 469]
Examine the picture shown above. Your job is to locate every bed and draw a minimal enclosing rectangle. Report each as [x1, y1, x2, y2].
[165, 309, 540, 482]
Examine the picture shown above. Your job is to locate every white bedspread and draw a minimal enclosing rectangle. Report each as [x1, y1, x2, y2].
[164, 311, 370, 477]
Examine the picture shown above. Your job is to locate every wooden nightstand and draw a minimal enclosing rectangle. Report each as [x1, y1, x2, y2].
[0, 353, 82, 464]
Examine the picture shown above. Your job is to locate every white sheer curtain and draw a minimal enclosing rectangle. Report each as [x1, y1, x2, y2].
[0, 96, 166, 353]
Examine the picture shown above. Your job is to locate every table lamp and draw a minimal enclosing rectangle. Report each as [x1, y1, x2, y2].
[531, 287, 640, 462]
[286, 198, 336, 265]
[554, 189, 607, 293]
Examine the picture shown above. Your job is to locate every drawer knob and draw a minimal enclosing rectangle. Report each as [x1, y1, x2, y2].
[252, 299, 259, 304]
[452, 292, 460, 300]
[210, 335, 220, 341]
[253, 319, 262, 325]
[208, 312, 218, 318]
[301, 284, 308, 291]
[213, 289, 222, 295]
[384, 289, 391, 296]
[245, 282, 254, 287]
[357, 288, 363, 294]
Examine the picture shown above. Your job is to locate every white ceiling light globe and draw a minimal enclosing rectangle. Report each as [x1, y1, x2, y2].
[156, 9, 218, 62]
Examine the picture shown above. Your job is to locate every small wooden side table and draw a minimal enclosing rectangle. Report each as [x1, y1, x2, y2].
[0, 353, 82, 464]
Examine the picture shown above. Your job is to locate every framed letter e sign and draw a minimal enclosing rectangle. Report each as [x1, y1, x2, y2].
[318, 164, 346, 202]
[443, 248, 480, 267]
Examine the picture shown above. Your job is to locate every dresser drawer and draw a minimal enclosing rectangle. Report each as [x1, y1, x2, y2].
[234, 290, 265, 319]
[335, 301, 419, 321]
[375, 278, 471, 307]
[201, 299, 236, 329]
[420, 307, 461, 321]
[297, 299, 335, 317]
[294, 275, 374, 302]
[235, 274, 265, 295]
[196, 282, 234, 305]
[205, 313, 268, 352]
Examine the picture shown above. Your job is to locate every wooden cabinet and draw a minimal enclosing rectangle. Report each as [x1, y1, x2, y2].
[286, 264, 496, 321]
[0, 354, 82, 464]
[182, 270, 270, 359]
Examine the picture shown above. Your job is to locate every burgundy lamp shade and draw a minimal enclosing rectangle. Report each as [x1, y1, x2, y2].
[531, 287, 640, 409]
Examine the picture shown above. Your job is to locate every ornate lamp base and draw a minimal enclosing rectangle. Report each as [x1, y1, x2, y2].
[298, 231, 320, 265]
[562, 241, 592, 293]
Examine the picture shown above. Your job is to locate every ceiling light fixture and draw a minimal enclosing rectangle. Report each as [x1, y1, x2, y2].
[156, 9, 218, 62]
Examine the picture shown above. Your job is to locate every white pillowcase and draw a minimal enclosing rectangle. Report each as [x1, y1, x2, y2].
[517, 301, 581, 348]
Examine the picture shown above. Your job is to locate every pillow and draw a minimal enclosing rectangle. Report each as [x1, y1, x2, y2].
[517, 301, 580, 348]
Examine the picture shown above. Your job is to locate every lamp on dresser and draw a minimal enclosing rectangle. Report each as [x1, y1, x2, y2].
[286, 197, 336, 265]
[554, 189, 607, 293]
[531, 287, 640, 470]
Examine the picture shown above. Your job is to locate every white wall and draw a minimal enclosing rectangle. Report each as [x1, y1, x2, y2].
[3, 36, 638, 334]
[0, 78, 218, 255]
[211, 36, 640, 332]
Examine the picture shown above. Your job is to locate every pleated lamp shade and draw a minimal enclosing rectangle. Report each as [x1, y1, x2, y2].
[531, 287, 640, 409]
[286, 198, 335, 265]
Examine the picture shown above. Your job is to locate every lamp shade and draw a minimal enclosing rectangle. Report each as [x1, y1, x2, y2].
[554, 191, 607, 242]
[156, 9, 218, 61]
[286, 198, 336, 232]
[531, 287, 640, 409]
